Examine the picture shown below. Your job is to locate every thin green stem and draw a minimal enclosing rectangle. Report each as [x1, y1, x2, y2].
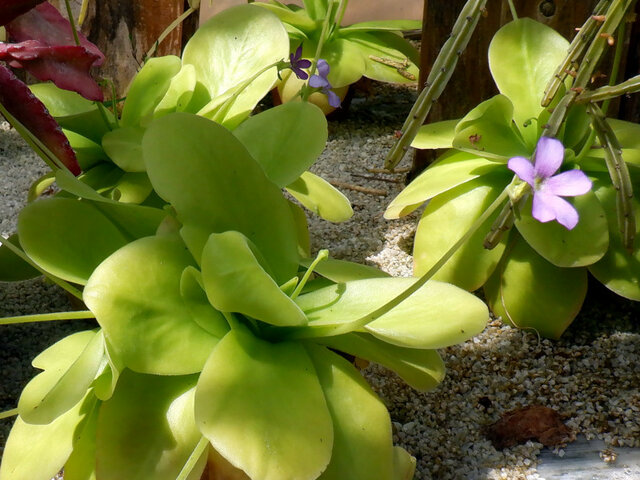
[285, 187, 510, 340]
[63, 0, 81, 46]
[0, 236, 84, 300]
[143, 7, 197, 65]
[0, 311, 95, 326]
[176, 436, 209, 480]
[333, 0, 349, 34]
[576, 74, 640, 104]
[507, 0, 518, 19]
[291, 250, 328, 300]
[0, 408, 18, 420]
[302, 1, 338, 101]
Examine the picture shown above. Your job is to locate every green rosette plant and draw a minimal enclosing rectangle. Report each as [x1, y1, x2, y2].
[385, 17, 640, 339]
[26, 3, 352, 221]
[0, 112, 489, 480]
[256, 0, 420, 112]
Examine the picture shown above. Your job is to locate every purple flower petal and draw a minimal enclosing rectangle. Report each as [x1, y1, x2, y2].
[291, 45, 303, 62]
[532, 191, 579, 230]
[508, 156, 535, 186]
[534, 136, 564, 180]
[297, 58, 311, 69]
[316, 59, 330, 78]
[544, 170, 592, 197]
[309, 74, 329, 89]
[292, 66, 308, 80]
[327, 89, 341, 108]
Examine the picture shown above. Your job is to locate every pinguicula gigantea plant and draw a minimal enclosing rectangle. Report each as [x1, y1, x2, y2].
[385, 0, 640, 339]
[0, 2, 493, 479]
[0, 110, 490, 480]
[24, 4, 351, 224]
[256, 0, 420, 113]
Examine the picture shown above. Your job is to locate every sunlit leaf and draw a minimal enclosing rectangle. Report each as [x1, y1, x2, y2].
[287, 171, 353, 222]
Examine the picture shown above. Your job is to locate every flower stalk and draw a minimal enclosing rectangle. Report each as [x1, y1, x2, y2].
[0, 311, 95, 326]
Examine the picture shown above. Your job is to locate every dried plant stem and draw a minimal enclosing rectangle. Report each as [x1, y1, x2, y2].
[384, 0, 487, 170]
[588, 104, 636, 251]
[329, 181, 387, 196]
[576, 74, 640, 103]
[542, 0, 612, 107]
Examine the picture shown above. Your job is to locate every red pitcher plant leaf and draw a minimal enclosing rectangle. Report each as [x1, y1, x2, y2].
[0, 0, 45, 26]
[0, 64, 81, 174]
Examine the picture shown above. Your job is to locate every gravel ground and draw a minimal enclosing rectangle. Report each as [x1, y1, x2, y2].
[1, 83, 640, 479]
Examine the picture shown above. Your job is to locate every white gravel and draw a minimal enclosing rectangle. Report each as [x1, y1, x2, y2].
[1, 82, 640, 479]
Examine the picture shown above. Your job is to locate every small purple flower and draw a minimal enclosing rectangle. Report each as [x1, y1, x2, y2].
[508, 137, 592, 230]
[289, 45, 311, 80]
[309, 59, 341, 108]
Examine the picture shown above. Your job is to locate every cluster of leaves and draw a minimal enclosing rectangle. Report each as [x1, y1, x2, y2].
[0, 4, 491, 480]
[387, 18, 640, 339]
[258, 0, 420, 109]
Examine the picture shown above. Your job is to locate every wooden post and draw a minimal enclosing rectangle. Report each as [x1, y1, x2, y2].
[80, 0, 186, 96]
[412, 0, 604, 177]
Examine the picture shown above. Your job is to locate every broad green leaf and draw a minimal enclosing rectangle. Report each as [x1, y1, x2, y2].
[30, 82, 112, 142]
[110, 172, 153, 204]
[63, 130, 105, 171]
[19, 330, 103, 425]
[562, 104, 591, 150]
[453, 94, 529, 160]
[301, 257, 389, 283]
[384, 151, 499, 219]
[121, 56, 182, 127]
[195, 328, 333, 480]
[154, 64, 197, 117]
[143, 113, 299, 283]
[302, 0, 330, 21]
[91, 338, 122, 402]
[0, 393, 95, 480]
[56, 167, 120, 203]
[516, 190, 608, 267]
[0, 234, 40, 281]
[414, 174, 511, 290]
[289, 200, 311, 257]
[287, 171, 353, 222]
[180, 267, 230, 338]
[84, 235, 219, 375]
[18, 197, 129, 284]
[102, 125, 146, 172]
[306, 345, 395, 480]
[319, 332, 444, 391]
[233, 102, 328, 187]
[412, 119, 460, 150]
[586, 118, 640, 168]
[201, 231, 307, 326]
[28, 171, 56, 202]
[182, 5, 289, 128]
[340, 20, 422, 33]
[89, 201, 165, 239]
[293, 277, 488, 346]
[321, 38, 367, 87]
[484, 234, 587, 339]
[393, 447, 417, 480]
[96, 371, 204, 480]
[589, 181, 640, 300]
[489, 19, 569, 147]
[255, 2, 317, 30]
[63, 396, 100, 480]
[340, 32, 419, 84]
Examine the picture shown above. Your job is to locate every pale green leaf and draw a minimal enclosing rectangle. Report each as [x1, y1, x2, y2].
[306, 345, 395, 480]
[121, 56, 182, 127]
[154, 64, 197, 117]
[412, 119, 460, 150]
[233, 102, 327, 187]
[384, 151, 499, 219]
[101, 125, 146, 172]
[489, 19, 569, 146]
[143, 112, 299, 283]
[484, 234, 587, 339]
[19, 330, 103, 425]
[413, 174, 511, 290]
[96, 371, 204, 480]
[201, 231, 307, 326]
[286, 171, 353, 222]
[516, 190, 608, 267]
[195, 328, 333, 480]
[84, 235, 219, 375]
